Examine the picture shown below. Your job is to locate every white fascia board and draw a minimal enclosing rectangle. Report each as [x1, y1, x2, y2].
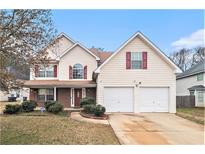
[76, 42, 100, 60]
[95, 31, 182, 74]
[59, 42, 100, 60]
[59, 43, 78, 58]
[57, 32, 76, 44]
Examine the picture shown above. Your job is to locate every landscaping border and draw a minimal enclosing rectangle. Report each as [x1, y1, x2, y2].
[80, 111, 108, 120]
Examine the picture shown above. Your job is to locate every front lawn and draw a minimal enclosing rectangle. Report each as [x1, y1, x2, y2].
[0, 112, 119, 145]
[176, 107, 205, 125]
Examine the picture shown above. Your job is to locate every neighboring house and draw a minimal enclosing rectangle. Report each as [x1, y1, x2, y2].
[0, 88, 29, 102]
[24, 32, 181, 113]
[0, 66, 30, 102]
[176, 61, 205, 107]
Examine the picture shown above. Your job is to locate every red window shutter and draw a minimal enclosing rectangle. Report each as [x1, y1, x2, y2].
[69, 66, 73, 79]
[54, 65, 57, 77]
[84, 65, 87, 79]
[142, 52, 147, 69]
[34, 65, 39, 77]
[126, 52, 131, 69]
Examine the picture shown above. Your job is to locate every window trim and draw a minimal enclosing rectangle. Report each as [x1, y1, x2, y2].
[38, 88, 54, 101]
[130, 52, 143, 69]
[197, 91, 204, 103]
[38, 65, 55, 78]
[73, 63, 84, 79]
[197, 73, 203, 81]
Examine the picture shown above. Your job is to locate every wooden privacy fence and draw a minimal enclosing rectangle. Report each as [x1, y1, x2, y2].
[176, 95, 195, 108]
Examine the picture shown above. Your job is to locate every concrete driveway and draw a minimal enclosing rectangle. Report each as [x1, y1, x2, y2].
[108, 113, 204, 145]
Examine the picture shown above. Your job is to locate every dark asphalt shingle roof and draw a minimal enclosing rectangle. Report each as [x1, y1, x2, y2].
[188, 85, 205, 91]
[177, 61, 205, 79]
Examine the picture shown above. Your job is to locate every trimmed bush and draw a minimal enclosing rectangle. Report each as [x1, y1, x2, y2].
[3, 104, 22, 114]
[44, 101, 57, 110]
[80, 97, 95, 107]
[94, 104, 106, 117]
[83, 104, 96, 114]
[83, 104, 106, 117]
[47, 103, 63, 114]
[21, 100, 37, 112]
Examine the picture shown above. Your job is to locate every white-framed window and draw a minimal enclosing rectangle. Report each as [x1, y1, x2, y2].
[197, 73, 203, 81]
[39, 66, 46, 77]
[197, 91, 204, 103]
[38, 88, 54, 101]
[131, 52, 142, 69]
[73, 63, 84, 79]
[39, 65, 54, 77]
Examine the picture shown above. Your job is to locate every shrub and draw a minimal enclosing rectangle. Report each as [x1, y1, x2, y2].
[80, 97, 95, 107]
[47, 103, 63, 114]
[21, 100, 37, 112]
[94, 104, 106, 117]
[3, 104, 22, 114]
[83, 104, 96, 114]
[83, 104, 106, 116]
[44, 101, 57, 110]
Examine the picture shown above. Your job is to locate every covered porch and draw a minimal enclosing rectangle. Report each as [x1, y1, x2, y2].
[24, 80, 97, 108]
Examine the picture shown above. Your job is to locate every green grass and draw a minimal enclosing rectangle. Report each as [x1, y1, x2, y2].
[176, 107, 205, 125]
[0, 113, 119, 145]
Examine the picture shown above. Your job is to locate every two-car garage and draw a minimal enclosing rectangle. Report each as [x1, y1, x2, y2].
[103, 87, 169, 112]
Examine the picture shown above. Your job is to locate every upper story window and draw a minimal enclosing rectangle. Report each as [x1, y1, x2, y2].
[131, 52, 142, 69]
[35, 65, 57, 78]
[39, 65, 54, 77]
[197, 73, 203, 81]
[126, 52, 147, 69]
[73, 63, 84, 79]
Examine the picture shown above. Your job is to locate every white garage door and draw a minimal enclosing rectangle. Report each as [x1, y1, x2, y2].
[140, 87, 169, 112]
[104, 87, 134, 112]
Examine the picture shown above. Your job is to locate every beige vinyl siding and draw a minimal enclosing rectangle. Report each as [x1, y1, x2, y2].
[30, 36, 74, 80]
[97, 36, 176, 113]
[176, 73, 205, 96]
[59, 45, 97, 80]
[47, 36, 74, 59]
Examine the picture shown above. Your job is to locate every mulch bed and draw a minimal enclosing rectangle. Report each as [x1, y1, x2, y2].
[80, 111, 108, 120]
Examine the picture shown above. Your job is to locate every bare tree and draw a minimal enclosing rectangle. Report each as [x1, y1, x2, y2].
[170, 48, 192, 72]
[0, 9, 56, 91]
[192, 47, 205, 66]
[170, 47, 205, 72]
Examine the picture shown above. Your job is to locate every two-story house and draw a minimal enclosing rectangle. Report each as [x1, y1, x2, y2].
[176, 61, 205, 107]
[24, 32, 181, 113]
[24, 33, 112, 108]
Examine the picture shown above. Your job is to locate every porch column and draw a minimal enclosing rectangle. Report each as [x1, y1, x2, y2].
[54, 87, 56, 101]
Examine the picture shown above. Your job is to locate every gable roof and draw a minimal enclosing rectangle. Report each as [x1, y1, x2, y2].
[59, 42, 100, 60]
[57, 32, 76, 44]
[177, 60, 205, 79]
[90, 47, 113, 63]
[95, 31, 182, 74]
[42, 32, 76, 55]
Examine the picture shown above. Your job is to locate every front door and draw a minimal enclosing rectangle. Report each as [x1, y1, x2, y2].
[74, 89, 82, 107]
